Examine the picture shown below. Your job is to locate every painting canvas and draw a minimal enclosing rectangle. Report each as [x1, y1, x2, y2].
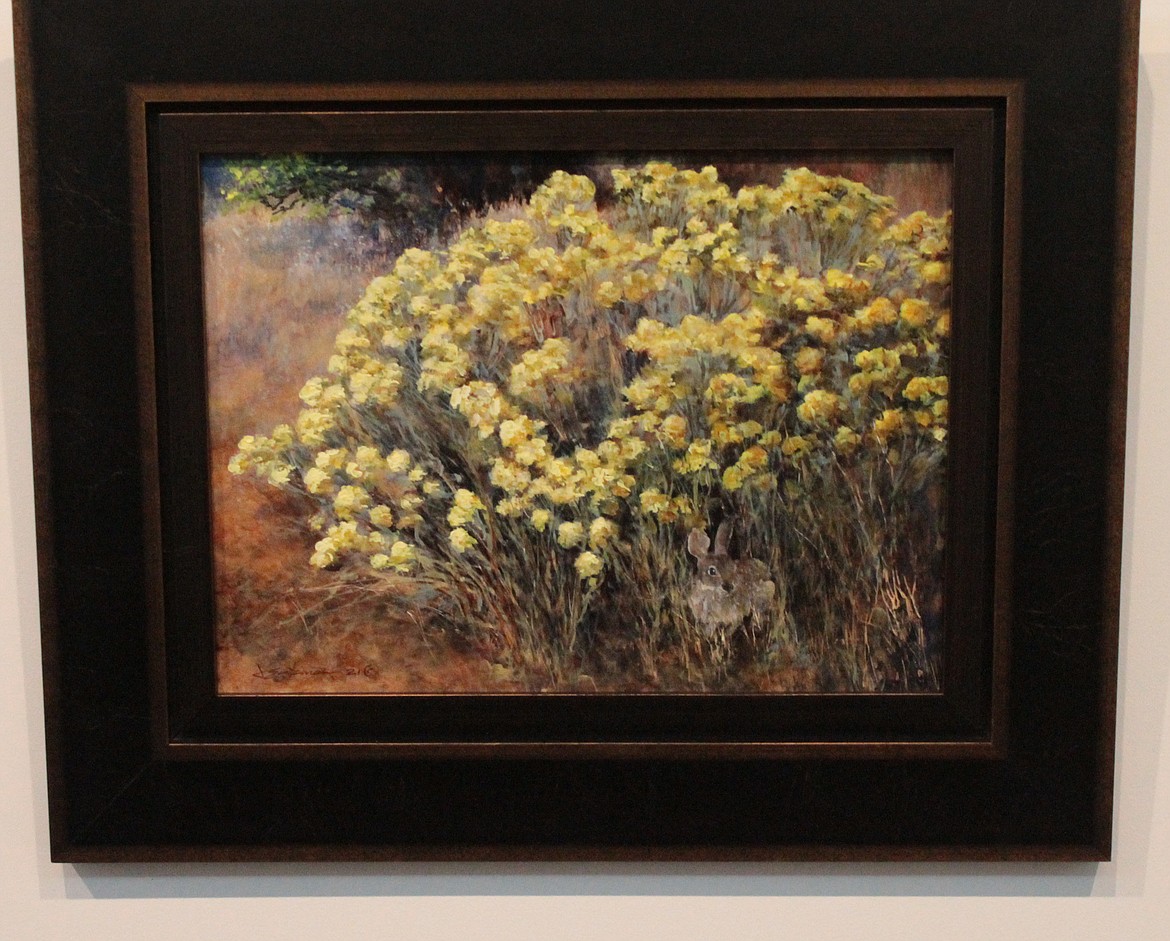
[206, 152, 953, 695]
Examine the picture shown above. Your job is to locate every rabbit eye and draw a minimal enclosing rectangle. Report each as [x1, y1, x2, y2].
[706, 566, 718, 576]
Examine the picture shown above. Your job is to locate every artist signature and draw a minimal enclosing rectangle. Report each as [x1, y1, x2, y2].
[253, 663, 380, 683]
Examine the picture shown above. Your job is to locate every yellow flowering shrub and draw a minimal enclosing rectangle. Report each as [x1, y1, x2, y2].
[229, 161, 951, 690]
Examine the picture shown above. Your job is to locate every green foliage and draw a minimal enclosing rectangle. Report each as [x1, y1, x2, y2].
[216, 155, 453, 239]
[222, 156, 362, 213]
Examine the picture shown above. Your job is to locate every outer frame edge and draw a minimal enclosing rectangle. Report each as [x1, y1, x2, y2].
[1094, 0, 1143, 864]
[49, 840, 1107, 864]
[15, 17, 1131, 861]
[10, 0, 75, 864]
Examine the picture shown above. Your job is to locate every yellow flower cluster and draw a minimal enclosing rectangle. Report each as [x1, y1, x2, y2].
[450, 381, 517, 439]
[721, 444, 771, 492]
[231, 436, 439, 571]
[228, 424, 296, 485]
[370, 540, 417, 573]
[447, 488, 486, 528]
[509, 338, 578, 402]
[527, 170, 598, 225]
[309, 520, 403, 571]
[638, 488, 695, 524]
[231, 160, 951, 586]
[796, 390, 843, 426]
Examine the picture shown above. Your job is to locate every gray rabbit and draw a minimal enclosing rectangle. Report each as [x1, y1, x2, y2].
[687, 522, 776, 638]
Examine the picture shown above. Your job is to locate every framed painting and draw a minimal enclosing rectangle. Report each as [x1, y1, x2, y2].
[15, 0, 1138, 860]
[199, 142, 962, 703]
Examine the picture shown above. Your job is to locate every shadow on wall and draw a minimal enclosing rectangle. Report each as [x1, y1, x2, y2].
[66, 860, 1100, 899]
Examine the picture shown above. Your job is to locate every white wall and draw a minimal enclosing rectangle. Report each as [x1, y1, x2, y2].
[3, 4, 1170, 939]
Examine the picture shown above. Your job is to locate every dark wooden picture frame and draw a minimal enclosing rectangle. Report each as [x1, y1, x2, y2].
[14, 0, 1139, 860]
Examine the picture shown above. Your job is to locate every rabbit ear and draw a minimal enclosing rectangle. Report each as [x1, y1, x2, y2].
[687, 528, 710, 559]
[714, 521, 733, 555]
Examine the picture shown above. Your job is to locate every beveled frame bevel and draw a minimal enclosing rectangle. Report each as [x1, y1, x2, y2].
[129, 81, 1020, 761]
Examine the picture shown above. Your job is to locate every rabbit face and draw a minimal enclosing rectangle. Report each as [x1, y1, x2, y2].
[694, 547, 742, 595]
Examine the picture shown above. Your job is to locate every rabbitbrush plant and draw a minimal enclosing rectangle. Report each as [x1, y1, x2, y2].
[230, 161, 951, 691]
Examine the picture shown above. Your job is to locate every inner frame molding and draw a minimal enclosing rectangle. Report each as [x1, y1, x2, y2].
[130, 82, 1021, 760]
